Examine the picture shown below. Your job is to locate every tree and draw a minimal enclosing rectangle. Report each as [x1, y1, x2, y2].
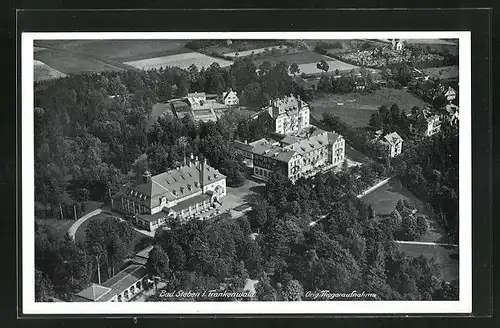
[369, 112, 383, 130]
[147, 245, 171, 280]
[35, 267, 55, 302]
[281, 279, 304, 301]
[289, 63, 300, 77]
[317, 59, 330, 75]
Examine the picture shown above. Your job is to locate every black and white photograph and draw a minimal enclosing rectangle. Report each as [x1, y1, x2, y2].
[21, 31, 472, 315]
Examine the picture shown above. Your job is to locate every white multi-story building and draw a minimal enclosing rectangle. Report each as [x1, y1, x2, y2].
[112, 155, 226, 231]
[263, 94, 310, 135]
[237, 128, 345, 183]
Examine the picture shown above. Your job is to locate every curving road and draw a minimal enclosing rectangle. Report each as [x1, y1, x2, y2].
[67, 209, 103, 240]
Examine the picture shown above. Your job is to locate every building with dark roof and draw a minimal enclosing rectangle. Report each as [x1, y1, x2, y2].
[112, 155, 226, 231]
[235, 127, 345, 183]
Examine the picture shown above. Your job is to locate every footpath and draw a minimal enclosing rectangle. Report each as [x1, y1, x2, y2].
[356, 176, 394, 199]
[67, 209, 103, 240]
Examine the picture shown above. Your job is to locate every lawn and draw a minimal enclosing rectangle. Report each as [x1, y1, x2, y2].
[124, 52, 233, 70]
[253, 51, 329, 66]
[34, 48, 126, 75]
[397, 243, 458, 282]
[34, 60, 67, 82]
[309, 87, 430, 128]
[360, 178, 458, 282]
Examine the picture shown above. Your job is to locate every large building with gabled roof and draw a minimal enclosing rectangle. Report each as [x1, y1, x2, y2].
[112, 155, 226, 231]
[236, 127, 345, 183]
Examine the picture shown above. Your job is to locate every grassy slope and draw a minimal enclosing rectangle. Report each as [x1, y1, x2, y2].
[310, 88, 430, 128]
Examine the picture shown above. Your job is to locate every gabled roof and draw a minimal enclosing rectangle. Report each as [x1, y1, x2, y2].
[222, 89, 237, 100]
[115, 160, 226, 208]
[74, 264, 147, 302]
[383, 132, 403, 145]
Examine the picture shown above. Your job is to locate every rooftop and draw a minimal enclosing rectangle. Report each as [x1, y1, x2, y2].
[382, 132, 403, 145]
[75, 264, 147, 302]
[170, 193, 211, 212]
[115, 158, 226, 209]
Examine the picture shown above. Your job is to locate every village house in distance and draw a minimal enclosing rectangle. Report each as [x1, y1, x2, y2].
[111, 155, 226, 232]
[233, 94, 345, 183]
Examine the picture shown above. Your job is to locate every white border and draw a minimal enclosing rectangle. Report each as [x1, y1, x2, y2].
[22, 31, 471, 315]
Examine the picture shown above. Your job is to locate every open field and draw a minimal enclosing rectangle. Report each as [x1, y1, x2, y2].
[422, 65, 459, 80]
[124, 52, 233, 70]
[252, 51, 359, 74]
[253, 51, 330, 66]
[309, 87, 430, 128]
[34, 60, 67, 82]
[34, 40, 190, 62]
[204, 45, 234, 55]
[224, 45, 289, 58]
[34, 48, 126, 75]
[298, 58, 359, 75]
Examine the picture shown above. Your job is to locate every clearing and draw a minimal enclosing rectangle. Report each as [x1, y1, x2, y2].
[252, 50, 359, 75]
[124, 52, 233, 70]
[309, 87, 430, 128]
[360, 178, 458, 282]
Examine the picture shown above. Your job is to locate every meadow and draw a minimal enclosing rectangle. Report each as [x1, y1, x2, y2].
[34, 60, 67, 82]
[34, 48, 127, 75]
[124, 52, 233, 70]
[309, 87, 430, 128]
[34, 40, 191, 62]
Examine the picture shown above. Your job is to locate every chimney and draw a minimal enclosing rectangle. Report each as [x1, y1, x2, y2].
[199, 157, 207, 189]
[142, 170, 152, 183]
